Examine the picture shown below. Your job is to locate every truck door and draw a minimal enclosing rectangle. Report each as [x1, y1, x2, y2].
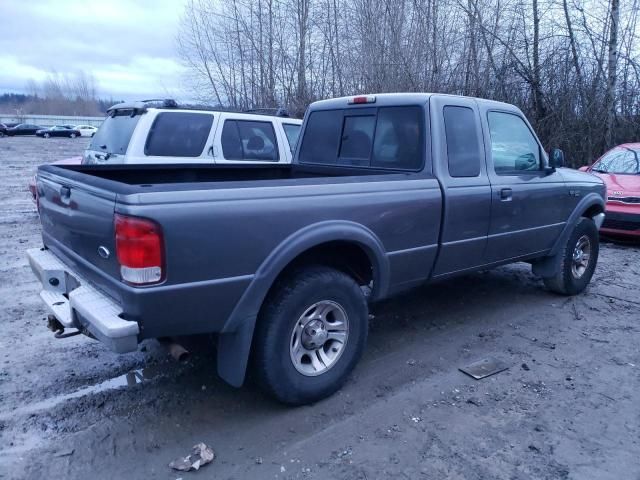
[481, 109, 567, 262]
[430, 96, 492, 276]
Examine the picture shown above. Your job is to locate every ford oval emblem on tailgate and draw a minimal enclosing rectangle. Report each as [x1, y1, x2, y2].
[97, 246, 110, 259]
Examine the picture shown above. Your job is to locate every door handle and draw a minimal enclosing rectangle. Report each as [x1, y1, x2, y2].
[499, 188, 513, 201]
[59, 186, 71, 204]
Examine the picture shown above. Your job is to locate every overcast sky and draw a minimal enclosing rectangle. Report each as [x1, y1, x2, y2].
[0, 0, 190, 100]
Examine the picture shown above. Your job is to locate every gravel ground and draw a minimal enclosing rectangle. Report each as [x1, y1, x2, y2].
[0, 136, 639, 480]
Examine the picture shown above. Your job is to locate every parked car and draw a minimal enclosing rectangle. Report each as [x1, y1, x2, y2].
[82, 99, 302, 165]
[5, 123, 44, 136]
[36, 126, 81, 138]
[74, 125, 98, 137]
[3, 122, 20, 129]
[579, 143, 640, 238]
[28, 93, 606, 405]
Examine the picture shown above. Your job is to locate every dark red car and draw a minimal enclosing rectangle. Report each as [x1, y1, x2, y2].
[580, 143, 640, 239]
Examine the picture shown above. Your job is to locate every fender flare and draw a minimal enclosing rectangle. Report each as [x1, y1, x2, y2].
[216, 220, 389, 387]
[532, 193, 605, 278]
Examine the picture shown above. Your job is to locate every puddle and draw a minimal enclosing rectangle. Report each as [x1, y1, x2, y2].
[0, 365, 167, 421]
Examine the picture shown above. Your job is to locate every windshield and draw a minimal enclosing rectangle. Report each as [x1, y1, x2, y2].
[89, 110, 140, 155]
[593, 147, 640, 174]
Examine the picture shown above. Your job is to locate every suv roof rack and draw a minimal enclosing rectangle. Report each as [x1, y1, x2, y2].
[107, 98, 179, 114]
[107, 99, 292, 118]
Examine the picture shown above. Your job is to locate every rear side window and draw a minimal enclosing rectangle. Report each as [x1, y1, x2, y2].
[299, 106, 424, 170]
[443, 106, 481, 177]
[90, 110, 140, 155]
[221, 120, 279, 161]
[488, 111, 541, 174]
[145, 112, 213, 157]
[283, 123, 301, 151]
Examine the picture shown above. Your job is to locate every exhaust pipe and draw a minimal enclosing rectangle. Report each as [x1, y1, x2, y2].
[159, 338, 190, 362]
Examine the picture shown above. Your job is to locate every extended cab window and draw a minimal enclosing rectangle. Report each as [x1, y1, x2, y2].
[90, 110, 140, 155]
[443, 106, 481, 177]
[145, 112, 213, 157]
[488, 111, 541, 175]
[299, 106, 424, 170]
[283, 123, 301, 152]
[221, 120, 279, 161]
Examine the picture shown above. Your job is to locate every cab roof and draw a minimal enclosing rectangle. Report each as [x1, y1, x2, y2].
[309, 92, 516, 111]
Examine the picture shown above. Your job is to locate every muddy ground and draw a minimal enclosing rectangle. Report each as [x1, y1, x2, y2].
[0, 136, 639, 480]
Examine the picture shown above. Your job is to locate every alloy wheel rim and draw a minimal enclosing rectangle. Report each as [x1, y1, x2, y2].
[289, 300, 349, 376]
[571, 234, 591, 279]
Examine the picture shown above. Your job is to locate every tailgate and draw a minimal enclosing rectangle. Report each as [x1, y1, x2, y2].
[37, 171, 120, 282]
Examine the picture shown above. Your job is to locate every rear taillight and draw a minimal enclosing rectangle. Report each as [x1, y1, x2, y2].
[114, 214, 164, 285]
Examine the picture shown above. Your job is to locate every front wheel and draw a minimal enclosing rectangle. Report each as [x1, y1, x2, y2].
[543, 217, 599, 295]
[252, 266, 368, 405]
[43, 133, 50, 138]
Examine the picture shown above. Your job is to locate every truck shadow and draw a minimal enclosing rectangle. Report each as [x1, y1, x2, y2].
[173, 263, 543, 405]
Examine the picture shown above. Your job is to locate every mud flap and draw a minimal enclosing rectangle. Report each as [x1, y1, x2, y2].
[216, 317, 256, 387]
[531, 253, 561, 278]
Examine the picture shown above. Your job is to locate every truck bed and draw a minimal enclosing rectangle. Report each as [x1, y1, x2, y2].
[46, 163, 411, 191]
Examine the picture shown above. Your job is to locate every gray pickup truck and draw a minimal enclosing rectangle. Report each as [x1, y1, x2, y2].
[28, 93, 606, 405]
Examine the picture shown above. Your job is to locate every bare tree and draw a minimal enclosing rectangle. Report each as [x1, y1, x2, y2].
[177, 0, 640, 165]
[605, 0, 620, 148]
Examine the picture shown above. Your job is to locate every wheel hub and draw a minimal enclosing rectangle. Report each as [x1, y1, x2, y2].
[289, 300, 349, 377]
[301, 319, 328, 349]
[571, 234, 591, 279]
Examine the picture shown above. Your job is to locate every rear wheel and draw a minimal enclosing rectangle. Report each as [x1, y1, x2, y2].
[543, 217, 599, 295]
[252, 266, 368, 405]
[70, 133, 77, 138]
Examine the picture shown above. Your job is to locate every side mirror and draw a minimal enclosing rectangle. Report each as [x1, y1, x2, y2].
[549, 148, 565, 168]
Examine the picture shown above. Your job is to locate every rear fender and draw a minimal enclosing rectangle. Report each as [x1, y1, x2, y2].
[216, 220, 389, 387]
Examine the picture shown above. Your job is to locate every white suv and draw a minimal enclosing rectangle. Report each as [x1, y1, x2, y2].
[83, 99, 302, 165]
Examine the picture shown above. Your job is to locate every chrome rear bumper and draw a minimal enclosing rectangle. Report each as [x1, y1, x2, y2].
[27, 248, 139, 353]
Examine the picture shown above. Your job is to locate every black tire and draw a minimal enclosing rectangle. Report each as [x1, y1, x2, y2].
[43, 133, 50, 138]
[70, 133, 77, 138]
[252, 266, 368, 405]
[543, 217, 599, 295]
